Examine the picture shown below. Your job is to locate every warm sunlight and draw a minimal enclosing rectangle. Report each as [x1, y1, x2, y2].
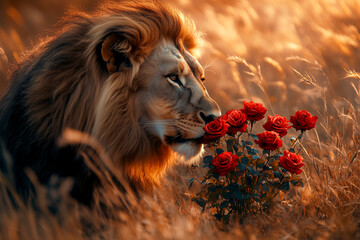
[0, 0, 359, 239]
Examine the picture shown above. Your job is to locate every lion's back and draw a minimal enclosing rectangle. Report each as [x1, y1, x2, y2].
[0, 64, 98, 205]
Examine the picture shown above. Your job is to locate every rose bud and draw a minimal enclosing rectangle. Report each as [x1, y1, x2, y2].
[290, 110, 318, 131]
[221, 110, 248, 135]
[200, 119, 230, 143]
[263, 115, 291, 137]
[211, 152, 239, 176]
[254, 131, 282, 150]
[279, 150, 305, 174]
[240, 101, 267, 122]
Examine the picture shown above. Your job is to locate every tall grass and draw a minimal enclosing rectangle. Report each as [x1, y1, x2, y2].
[0, 0, 359, 239]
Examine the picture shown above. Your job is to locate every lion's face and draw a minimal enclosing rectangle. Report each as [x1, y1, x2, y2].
[137, 40, 221, 161]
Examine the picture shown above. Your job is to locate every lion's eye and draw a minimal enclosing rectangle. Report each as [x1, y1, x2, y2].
[166, 74, 183, 87]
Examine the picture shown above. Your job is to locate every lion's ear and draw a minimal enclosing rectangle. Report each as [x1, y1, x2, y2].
[101, 34, 133, 73]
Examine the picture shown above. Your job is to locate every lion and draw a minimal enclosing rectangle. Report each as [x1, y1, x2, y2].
[0, 0, 220, 204]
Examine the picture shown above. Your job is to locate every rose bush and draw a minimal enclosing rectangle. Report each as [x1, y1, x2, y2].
[211, 152, 239, 176]
[263, 115, 291, 137]
[191, 101, 316, 224]
[290, 110, 318, 131]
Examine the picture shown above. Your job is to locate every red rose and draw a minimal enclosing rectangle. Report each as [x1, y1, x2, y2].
[200, 119, 229, 143]
[211, 152, 239, 176]
[290, 110, 318, 131]
[221, 110, 248, 135]
[241, 101, 267, 121]
[254, 131, 282, 150]
[263, 115, 291, 137]
[279, 150, 305, 174]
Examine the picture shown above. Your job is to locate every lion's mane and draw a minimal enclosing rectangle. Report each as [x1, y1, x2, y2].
[0, 0, 198, 204]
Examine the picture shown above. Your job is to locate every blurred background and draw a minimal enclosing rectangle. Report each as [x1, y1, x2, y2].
[1, 0, 360, 128]
[1, 1, 360, 104]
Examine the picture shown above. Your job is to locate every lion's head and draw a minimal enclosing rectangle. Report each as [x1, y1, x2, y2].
[138, 40, 220, 160]
[2, 1, 220, 193]
[90, 2, 220, 187]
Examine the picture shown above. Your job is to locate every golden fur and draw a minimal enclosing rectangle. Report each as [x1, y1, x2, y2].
[0, 0, 220, 198]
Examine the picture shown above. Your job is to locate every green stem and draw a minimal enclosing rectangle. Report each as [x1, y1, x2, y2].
[255, 151, 271, 187]
[269, 175, 285, 200]
[290, 131, 304, 149]
[236, 132, 242, 145]
[260, 154, 271, 175]
[189, 164, 202, 183]
[247, 121, 255, 141]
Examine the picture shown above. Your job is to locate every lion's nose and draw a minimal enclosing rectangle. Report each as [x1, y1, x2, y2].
[199, 111, 217, 124]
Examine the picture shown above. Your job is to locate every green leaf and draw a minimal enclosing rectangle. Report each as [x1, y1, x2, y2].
[246, 175, 253, 185]
[203, 155, 213, 164]
[238, 163, 247, 171]
[262, 184, 269, 192]
[257, 162, 264, 168]
[250, 134, 259, 140]
[233, 191, 243, 200]
[214, 213, 222, 220]
[251, 148, 259, 154]
[220, 201, 229, 209]
[237, 151, 244, 157]
[279, 167, 287, 173]
[216, 148, 224, 155]
[212, 172, 220, 179]
[292, 180, 304, 187]
[274, 171, 281, 178]
[192, 197, 206, 209]
[243, 195, 251, 200]
[280, 181, 290, 191]
[247, 166, 256, 175]
[289, 148, 295, 153]
[241, 156, 249, 164]
[262, 149, 270, 155]
[260, 193, 267, 198]
[222, 192, 232, 199]
[233, 144, 238, 152]
[189, 178, 194, 189]
[228, 183, 238, 191]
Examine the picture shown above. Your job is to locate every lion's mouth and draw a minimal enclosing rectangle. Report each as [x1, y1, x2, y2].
[165, 135, 202, 144]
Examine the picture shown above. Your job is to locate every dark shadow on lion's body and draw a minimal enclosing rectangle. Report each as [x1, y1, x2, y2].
[0, 23, 99, 205]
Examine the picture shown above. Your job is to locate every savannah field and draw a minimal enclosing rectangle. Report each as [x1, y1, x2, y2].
[0, 0, 360, 239]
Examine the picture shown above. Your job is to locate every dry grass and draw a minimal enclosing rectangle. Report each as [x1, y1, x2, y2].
[0, 0, 360, 239]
